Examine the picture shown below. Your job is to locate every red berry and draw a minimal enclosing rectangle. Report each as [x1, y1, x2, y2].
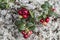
[21, 8, 29, 15]
[22, 15, 28, 19]
[40, 19, 44, 23]
[28, 31, 32, 36]
[29, 31, 32, 34]
[23, 10, 29, 15]
[42, 22, 47, 26]
[21, 7, 27, 11]
[23, 34, 28, 38]
[21, 31, 26, 35]
[18, 10, 23, 15]
[45, 17, 50, 23]
[51, 8, 55, 11]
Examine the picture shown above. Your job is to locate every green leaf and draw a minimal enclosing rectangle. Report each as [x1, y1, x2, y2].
[28, 25, 36, 31]
[10, 0, 14, 2]
[43, 15, 47, 19]
[18, 29, 22, 32]
[41, 4, 48, 10]
[45, 1, 49, 7]
[0, 0, 9, 3]
[15, 20, 26, 30]
[48, 9, 59, 17]
[4, 0, 6, 2]
[19, 25, 25, 30]
[48, 9, 54, 16]
[0, 3, 7, 9]
[29, 11, 34, 18]
[0, 0, 2, 2]
[15, 20, 21, 26]
[6, 3, 9, 9]
[38, 15, 43, 20]
[30, 18, 35, 23]
[27, 22, 34, 27]
[41, 1, 52, 10]
[18, 22, 26, 30]
[0, 0, 4, 2]
[53, 12, 60, 18]
[21, 19, 26, 23]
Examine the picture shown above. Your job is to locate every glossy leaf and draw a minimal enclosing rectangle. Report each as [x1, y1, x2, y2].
[29, 11, 34, 18]
[19, 24, 25, 30]
[28, 25, 36, 31]
[27, 22, 34, 27]
[0, 3, 7, 9]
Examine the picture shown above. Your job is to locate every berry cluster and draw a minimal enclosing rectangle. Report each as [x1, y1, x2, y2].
[21, 30, 32, 38]
[18, 7, 30, 19]
[40, 17, 50, 26]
